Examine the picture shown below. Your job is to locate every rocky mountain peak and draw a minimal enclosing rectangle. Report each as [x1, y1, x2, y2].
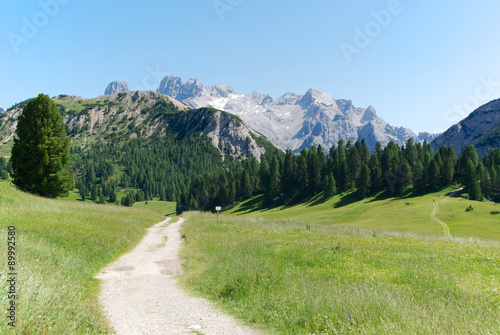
[104, 81, 129, 95]
[299, 89, 335, 109]
[276, 92, 300, 105]
[158, 76, 206, 101]
[157, 76, 183, 98]
[361, 105, 377, 122]
[154, 75, 437, 152]
[0, 106, 5, 113]
[432, 97, 500, 156]
[212, 84, 236, 98]
[260, 94, 274, 105]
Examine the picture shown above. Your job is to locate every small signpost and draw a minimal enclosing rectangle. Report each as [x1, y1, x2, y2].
[215, 206, 222, 222]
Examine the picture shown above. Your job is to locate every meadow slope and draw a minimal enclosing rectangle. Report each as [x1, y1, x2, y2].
[0, 181, 174, 334]
[179, 189, 500, 334]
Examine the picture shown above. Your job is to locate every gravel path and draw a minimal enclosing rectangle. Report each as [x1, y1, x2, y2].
[95, 218, 263, 335]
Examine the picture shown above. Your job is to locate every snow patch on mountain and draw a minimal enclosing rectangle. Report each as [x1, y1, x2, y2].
[157, 75, 437, 151]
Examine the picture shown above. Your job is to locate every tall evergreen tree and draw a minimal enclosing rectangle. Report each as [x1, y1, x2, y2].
[357, 164, 371, 198]
[307, 146, 322, 194]
[269, 156, 281, 195]
[323, 172, 337, 198]
[468, 178, 483, 201]
[282, 149, 295, 195]
[335, 140, 348, 192]
[11, 94, 73, 197]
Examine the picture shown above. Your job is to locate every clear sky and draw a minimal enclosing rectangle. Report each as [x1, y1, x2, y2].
[1, 0, 500, 134]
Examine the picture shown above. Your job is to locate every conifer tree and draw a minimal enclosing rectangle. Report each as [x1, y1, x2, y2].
[357, 164, 371, 198]
[11, 94, 72, 197]
[468, 178, 483, 201]
[323, 172, 337, 198]
[269, 156, 281, 195]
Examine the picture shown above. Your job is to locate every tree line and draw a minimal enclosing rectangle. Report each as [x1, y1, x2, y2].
[177, 139, 500, 213]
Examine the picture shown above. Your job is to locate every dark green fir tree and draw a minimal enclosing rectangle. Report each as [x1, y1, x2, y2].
[11, 94, 72, 197]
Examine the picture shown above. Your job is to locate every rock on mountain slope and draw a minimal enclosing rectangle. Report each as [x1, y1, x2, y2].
[104, 81, 129, 95]
[432, 98, 500, 157]
[0, 91, 276, 162]
[157, 75, 436, 152]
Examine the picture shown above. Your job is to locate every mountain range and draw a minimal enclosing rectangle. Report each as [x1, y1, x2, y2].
[432, 98, 500, 157]
[0, 91, 277, 162]
[0, 106, 5, 113]
[1, 77, 498, 159]
[155, 76, 437, 152]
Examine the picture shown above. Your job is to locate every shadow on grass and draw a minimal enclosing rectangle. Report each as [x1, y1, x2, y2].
[230, 195, 277, 215]
[333, 191, 361, 208]
[231, 193, 317, 215]
[308, 193, 329, 207]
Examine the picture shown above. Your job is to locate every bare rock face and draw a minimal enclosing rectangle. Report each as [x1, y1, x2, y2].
[157, 76, 436, 152]
[170, 108, 269, 162]
[432, 98, 500, 156]
[104, 81, 129, 95]
[0, 106, 5, 113]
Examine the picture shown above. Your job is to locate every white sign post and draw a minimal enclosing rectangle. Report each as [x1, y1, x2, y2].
[215, 206, 221, 222]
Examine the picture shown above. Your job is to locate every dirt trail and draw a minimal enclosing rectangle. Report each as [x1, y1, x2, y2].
[430, 187, 464, 237]
[430, 202, 451, 237]
[95, 218, 263, 335]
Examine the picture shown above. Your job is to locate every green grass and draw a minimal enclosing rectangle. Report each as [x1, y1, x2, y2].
[437, 198, 500, 240]
[179, 212, 500, 334]
[0, 143, 13, 156]
[132, 200, 177, 217]
[0, 181, 165, 334]
[228, 187, 500, 240]
[61, 189, 177, 217]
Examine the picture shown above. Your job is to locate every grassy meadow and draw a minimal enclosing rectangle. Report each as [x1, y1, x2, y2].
[228, 187, 500, 240]
[0, 181, 173, 334]
[179, 190, 500, 334]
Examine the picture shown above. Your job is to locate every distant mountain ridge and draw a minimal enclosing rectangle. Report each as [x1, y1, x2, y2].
[104, 81, 129, 95]
[0, 106, 5, 113]
[157, 75, 437, 152]
[0, 91, 277, 162]
[432, 98, 500, 157]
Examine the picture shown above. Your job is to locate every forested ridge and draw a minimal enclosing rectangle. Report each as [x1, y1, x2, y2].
[1, 93, 499, 210]
[178, 139, 500, 213]
[0, 92, 279, 205]
[71, 135, 224, 205]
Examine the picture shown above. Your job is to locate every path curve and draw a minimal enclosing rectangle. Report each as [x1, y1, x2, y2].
[95, 218, 263, 335]
[430, 202, 451, 237]
[430, 187, 464, 237]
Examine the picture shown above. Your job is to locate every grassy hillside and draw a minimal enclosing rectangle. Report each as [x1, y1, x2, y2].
[179, 189, 500, 334]
[0, 181, 172, 334]
[179, 211, 500, 334]
[228, 187, 500, 240]
[0, 92, 280, 207]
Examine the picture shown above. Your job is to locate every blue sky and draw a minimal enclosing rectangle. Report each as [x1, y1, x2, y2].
[2, 0, 500, 134]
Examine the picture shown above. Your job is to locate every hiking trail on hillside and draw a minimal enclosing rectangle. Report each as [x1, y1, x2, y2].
[95, 217, 263, 335]
[430, 187, 464, 237]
